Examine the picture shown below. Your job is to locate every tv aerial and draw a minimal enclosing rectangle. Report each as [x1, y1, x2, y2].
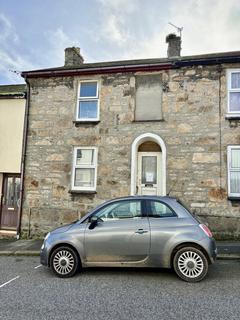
[168, 22, 183, 38]
[9, 69, 21, 76]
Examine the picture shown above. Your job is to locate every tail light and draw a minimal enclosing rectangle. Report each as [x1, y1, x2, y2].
[199, 224, 213, 237]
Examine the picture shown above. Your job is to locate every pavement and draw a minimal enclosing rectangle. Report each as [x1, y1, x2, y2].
[0, 239, 239, 259]
[0, 239, 42, 256]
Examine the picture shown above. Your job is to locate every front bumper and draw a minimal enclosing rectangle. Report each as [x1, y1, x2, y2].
[40, 240, 50, 266]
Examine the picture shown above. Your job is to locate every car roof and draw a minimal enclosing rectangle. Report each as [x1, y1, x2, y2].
[103, 195, 178, 202]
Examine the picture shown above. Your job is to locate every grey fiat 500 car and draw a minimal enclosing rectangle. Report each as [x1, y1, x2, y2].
[40, 196, 217, 282]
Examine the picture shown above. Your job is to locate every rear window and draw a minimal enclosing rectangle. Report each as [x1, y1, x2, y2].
[149, 200, 177, 218]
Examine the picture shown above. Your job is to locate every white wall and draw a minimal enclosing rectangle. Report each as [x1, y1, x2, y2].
[0, 173, 2, 198]
[0, 99, 25, 173]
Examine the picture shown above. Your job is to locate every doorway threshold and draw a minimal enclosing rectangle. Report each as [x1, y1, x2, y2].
[0, 230, 17, 238]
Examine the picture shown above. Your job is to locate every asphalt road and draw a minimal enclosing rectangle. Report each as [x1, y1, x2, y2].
[0, 257, 239, 320]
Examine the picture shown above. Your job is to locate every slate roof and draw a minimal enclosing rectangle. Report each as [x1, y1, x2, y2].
[0, 84, 26, 98]
[21, 50, 240, 79]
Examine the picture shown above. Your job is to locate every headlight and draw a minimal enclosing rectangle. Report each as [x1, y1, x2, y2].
[45, 232, 50, 241]
[41, 232, 50, 250]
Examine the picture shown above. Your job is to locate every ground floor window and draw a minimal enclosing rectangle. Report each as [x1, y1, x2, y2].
[227, 146, 240, 198]
[71, 147, 98, 191]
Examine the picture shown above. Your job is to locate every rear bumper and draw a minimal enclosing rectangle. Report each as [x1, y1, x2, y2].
[207, 237, 217, 264]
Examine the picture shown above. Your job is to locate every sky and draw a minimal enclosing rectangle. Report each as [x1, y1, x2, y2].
[0, 0, 240, 84]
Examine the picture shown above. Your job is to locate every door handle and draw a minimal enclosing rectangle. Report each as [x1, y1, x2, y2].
[135, 229, 148, 234]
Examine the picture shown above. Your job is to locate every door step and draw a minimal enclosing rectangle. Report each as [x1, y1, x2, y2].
[0, 230, 17, 239]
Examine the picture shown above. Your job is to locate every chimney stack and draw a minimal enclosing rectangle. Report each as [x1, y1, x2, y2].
[64, 47, 84, 67]
[166, 33, 181, 58]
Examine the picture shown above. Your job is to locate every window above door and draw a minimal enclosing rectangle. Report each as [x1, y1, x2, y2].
[135, 75, 163, 121]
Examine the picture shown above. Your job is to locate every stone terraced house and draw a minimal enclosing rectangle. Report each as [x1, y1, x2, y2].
[20, 34, 240, 239]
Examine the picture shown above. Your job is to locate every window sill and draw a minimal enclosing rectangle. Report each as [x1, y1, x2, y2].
[73, 120, 100, 125]
[69, 189, 97, 194]
[228, 196, 240, 201]
[225, 113, 240, 120]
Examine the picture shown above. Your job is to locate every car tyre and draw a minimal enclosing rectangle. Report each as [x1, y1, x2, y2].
[173, 246, 208, 282]
[50, 246, 80, 278]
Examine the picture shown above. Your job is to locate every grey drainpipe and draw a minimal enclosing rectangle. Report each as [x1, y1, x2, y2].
[17, 79, 30, 239]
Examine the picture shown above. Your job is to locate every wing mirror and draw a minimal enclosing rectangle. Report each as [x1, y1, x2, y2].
[89, 216, 99, 230]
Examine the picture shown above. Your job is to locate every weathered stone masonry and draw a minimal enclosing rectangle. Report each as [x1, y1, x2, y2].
[21, 63, 240, 239]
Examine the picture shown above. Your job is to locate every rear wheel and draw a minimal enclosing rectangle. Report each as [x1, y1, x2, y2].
[173, 246, 208, 282]
[50, 246, 79, 278]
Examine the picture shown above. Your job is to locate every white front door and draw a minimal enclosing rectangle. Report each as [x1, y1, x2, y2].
[137, 152, 162, 195]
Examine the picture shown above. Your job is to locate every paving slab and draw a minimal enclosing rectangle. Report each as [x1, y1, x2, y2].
[0, 240, 43, 255]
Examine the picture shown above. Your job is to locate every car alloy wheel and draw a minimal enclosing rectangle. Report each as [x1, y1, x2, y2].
[50, 246, 79, 278]
[173, 247, 208, 282]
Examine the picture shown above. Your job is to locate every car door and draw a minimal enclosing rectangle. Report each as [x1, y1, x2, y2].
[84, 199, 150, 264]
[146, 199, 182, 265]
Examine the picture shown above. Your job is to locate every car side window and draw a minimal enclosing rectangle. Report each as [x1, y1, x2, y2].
[94, 200, 142, 221]
[149, 201, 176, 218]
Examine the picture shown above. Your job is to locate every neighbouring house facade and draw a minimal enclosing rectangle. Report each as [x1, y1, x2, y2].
[0, 85, 26, 237]
[20, 35, 240, 239]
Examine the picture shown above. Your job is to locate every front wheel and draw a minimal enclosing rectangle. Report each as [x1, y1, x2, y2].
[50, 246, 79, 278]
[173, 247, 208, 282]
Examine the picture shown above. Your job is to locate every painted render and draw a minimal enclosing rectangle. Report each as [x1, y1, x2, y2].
[0, 98, 25, 173]
[20, 61, 240, 239]
[0, 84, 26, 234]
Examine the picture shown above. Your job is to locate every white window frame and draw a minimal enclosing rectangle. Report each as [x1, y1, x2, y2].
[227, 69, 240, 116]
[71, 147, 98, 191]
[76, 80, 100, 121]
[227, 145, 240, 198]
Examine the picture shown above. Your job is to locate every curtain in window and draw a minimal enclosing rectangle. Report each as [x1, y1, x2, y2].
[142, 156, 157, 184]
[229, 92, 240, 112]
[230, 148, 240, 195]
[75, 168, 94, 187]
[76, 149, 94, 165]
[231, 72, 240, 89]
[230, 172, 240, 194]
[80, 82, 97, 97]
[231, 149, 240, 168]
[79, 101, 98, 119]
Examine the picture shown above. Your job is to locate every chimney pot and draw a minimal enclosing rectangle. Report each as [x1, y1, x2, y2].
[64, 47, 84, 67]
[166, 33, 181, 58]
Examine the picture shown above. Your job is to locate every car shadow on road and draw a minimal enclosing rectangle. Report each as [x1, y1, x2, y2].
[78, 266, 177, 280]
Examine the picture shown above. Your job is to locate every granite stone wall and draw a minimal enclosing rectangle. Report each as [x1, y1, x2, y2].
[21, 64, 240, 239]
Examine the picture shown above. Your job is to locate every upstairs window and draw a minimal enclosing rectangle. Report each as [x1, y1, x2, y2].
[135, 75, 163, 121]
[71, 147, 98, 192]
[228, 146, 240, 198]
[227, 70, 240, 115]
[76, 81, 99, 121]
